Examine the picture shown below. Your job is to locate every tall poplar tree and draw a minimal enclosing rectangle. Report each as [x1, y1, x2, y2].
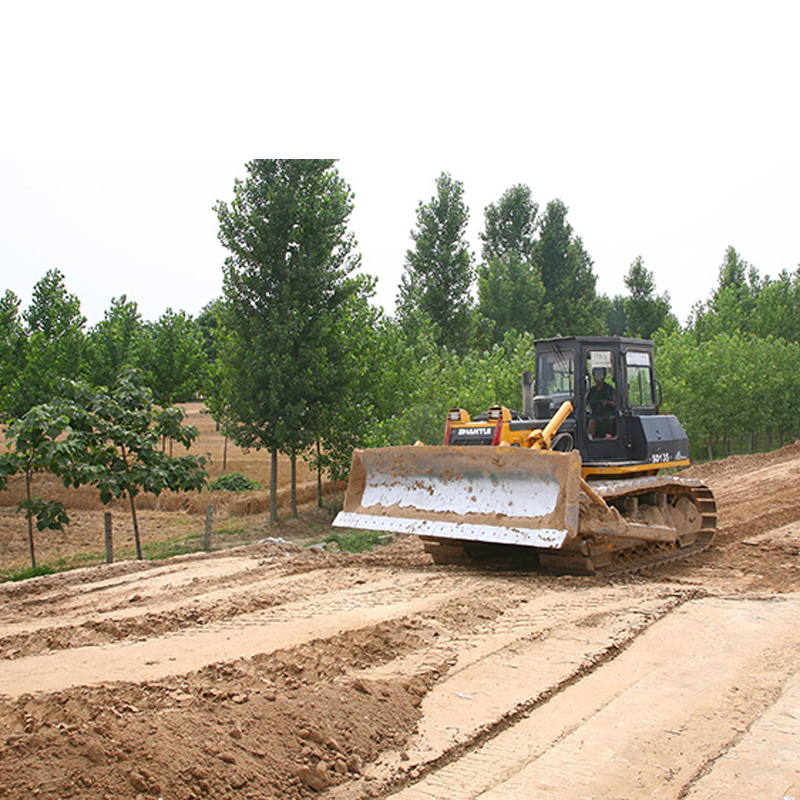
[534, 199, 602, 336]
[477, 185, 548, 341]
[479, 184, 538, 263]
[396, 172, 474, 351]
[623, 257, 676, 338]
[214, 160, 360, 521]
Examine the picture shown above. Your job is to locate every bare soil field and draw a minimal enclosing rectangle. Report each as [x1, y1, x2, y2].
[1, 422, 800, 799]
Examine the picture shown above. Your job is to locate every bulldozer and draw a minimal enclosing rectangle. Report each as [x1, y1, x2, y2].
[333, 336, 717, 574]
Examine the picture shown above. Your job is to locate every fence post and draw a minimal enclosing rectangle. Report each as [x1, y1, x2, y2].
[104, 512, 113, 564]
[204, 504, 213, 552]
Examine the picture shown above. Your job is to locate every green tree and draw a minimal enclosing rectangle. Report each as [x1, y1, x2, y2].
[603, 294, 627, 336]
[59, 370, 207, 559]
[196, 299, 223, 363]
[139, 308, 207, 407]
[396, 172, 474, 351]
[691, 246, 760, 340]
[303, 276, 386, 500]
[84, 295, 145, 388]
[477, 251, 550, 343]
[533, 199, 602, 336]
[374, 326, 538, 447]
[480, 184, 538, 263]
[0, 405, 72, 568]
[13, 269, 86, 416]
[477, 185, 549, 342]
[623, 257, 676, 338]
[753, 268, 800, 343]
[214, 159, 360, 521]
[0, 290, 25, 421]
[656, 329, 775, 459]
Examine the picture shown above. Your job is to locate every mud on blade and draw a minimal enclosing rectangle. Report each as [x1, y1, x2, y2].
[333, 446, 582, 549]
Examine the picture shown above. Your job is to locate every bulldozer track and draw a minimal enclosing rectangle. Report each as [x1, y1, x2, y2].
[424, 476, 718, 576]
[587, 476, 718, 576]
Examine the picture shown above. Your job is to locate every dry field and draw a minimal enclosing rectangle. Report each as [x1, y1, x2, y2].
[0, 403, 341, 574]
[1, 432, 800, 798]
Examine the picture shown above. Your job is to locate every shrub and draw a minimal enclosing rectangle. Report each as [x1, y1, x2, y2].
[208, 472, 260, 492]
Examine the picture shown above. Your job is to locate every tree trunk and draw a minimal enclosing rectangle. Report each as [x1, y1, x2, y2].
[270, 448, 278, 522]
[316, 438, 323, 508]
[104, 512, 113, 564]
[25, 468, 36, 569]
[707, 438, 713, 462]
[129, 493, 143, 560]
[290, 454, 298, 518]
[204, 504, 213, 552]
[223, 436, 228, 472]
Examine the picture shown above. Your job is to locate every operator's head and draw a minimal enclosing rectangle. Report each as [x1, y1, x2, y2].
[592, 366, 607, 383]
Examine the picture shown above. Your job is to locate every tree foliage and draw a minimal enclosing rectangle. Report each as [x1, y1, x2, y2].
[0, 406, 72, 568]
[623, 257, 676, 338]
[476, 185, 550, 343]
[0, 290, 25, 421]
[214, 159, 361, 519]
[396, 172, 474, 351]
[140, 308, 207, 406]
[533, 199, 602, 336]
[480, 184, 538, 263]
[58, 370, 208, 558]
[13, 269, 86, 416]
[84, 295, 144, 388]
[691, 247, 760, 340]
[477, 251, 550, 343]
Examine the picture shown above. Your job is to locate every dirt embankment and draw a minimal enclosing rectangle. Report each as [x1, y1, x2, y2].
[0, 444, 799, 798]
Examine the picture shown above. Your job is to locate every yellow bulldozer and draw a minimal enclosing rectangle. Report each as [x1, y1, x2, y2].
[333, 336, 717, 574]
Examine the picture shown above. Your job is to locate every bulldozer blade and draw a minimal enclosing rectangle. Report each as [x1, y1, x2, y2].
[332, 446, 583, 549]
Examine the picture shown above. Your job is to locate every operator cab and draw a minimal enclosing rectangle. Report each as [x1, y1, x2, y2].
[530, 336, 689, 473]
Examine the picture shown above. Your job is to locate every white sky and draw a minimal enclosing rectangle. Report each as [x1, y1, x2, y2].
[1, 1, 798, 328]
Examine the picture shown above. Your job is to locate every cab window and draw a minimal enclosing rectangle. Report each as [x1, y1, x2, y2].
[626, 350, 655, 407]
[536, 350, 575, 399]
[585, 350, 616, 439]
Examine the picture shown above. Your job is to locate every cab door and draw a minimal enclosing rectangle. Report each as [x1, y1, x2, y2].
[581, 347, 626, 462]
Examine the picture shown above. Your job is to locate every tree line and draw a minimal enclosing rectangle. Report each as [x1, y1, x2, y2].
[2, 159, 799, 539]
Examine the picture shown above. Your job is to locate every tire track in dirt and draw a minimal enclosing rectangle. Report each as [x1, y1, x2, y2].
[0, 546, 437, 659]
[0, 569, 493, 697]
[327, 583, 701, 798]
[381, 594, 800, 800]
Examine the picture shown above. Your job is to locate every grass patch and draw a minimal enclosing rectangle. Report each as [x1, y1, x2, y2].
[50, 551, 107, 571]
[321, 530, 388, 553]
[0, 564, 57, 583]
[211, 522, 249, 539]
[117, 531, 205, 561]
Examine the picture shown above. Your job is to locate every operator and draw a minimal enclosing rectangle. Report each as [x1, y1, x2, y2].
[586, 366, 616, 437]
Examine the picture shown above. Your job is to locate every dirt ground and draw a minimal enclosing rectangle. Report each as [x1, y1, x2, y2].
[1, 429, 800, 798]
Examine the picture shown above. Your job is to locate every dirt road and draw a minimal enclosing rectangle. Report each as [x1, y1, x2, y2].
[1, 445, 800, 799]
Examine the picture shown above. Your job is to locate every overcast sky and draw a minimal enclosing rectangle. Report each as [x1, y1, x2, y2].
[1, 2, 798, 328]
